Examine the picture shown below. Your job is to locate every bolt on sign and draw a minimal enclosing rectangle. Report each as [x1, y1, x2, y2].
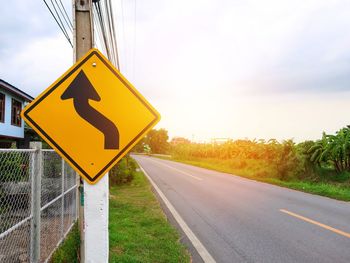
[22, 49, 160, 184]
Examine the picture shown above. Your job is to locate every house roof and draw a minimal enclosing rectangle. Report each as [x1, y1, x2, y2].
[0, 79, 34, 102]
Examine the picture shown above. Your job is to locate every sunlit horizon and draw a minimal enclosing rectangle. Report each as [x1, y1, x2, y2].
[1, 0, 350, 142]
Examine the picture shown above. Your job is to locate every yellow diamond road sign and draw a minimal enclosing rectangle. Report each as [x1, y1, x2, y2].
[22, 48, 160, 184]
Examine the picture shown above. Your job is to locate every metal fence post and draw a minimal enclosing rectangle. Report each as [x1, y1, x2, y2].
[76, 173, 80, 221]
[30, 142, 42, 263]
[61, 158, 65, 239]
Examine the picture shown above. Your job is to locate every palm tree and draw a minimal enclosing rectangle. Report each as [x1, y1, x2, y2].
[308, 132, 329, 167]
[330, 127, 350, 172]
[309, 127, 350, 173]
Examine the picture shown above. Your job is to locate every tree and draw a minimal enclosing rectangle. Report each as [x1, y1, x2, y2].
[308, 126, 350, 173]
[308, 132, 329, 167]
[146, 129, 169, 154]
[296, 140, 317, 176]
[170, 137, 191, 145]
[326, 127, 350, 172]
[132, 137, 147, 153]
[267, 139, 300, 180]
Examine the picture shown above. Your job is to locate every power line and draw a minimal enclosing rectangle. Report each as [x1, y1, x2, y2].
[42, 0, 122, 68]
[58, 0, 73, 29]
[92, 0, 121, 70]
[93, 6, 107, 55]
[50, 0, 70, 37]
[95, 2, 111, 59]
[54, 0, 73, 32]
[107, 0, 120, 69]
[42, 0, 73, 47]
[104, 0, 116, 66]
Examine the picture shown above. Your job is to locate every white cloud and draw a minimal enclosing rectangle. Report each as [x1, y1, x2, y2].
[0, 35, 72, 97]
[1, 0, 349, 141]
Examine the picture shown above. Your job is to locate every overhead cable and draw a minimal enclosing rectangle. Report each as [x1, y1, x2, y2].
[42, 0, 73, 47]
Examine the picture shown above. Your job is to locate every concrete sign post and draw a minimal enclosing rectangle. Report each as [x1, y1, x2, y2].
[84, 175, 109, 262]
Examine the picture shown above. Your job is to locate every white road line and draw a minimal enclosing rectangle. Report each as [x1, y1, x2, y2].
[137, 162, 216, 263]
[146, 158, 203, 181]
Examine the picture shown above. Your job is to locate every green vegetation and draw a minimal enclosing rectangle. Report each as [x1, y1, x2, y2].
[109, 155, 137, 186]
[166, 126, 350, 201]
[109, 169, 190, 262]
[133, 128, 170, 154]
[0, 152, 29, 182]
[51, 156, 190, 262]
[50, 224, 80, 263]
[308, 127, 350, 173]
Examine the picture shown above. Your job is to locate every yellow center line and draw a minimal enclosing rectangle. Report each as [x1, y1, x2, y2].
[147, 158, 203, 181]
[280, 209, 350, 239]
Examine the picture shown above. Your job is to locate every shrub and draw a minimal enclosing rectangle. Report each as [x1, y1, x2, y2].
[109, 156, 137, 186]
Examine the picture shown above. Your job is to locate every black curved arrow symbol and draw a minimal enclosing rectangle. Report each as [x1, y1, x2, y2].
[61, 70, 119, 149]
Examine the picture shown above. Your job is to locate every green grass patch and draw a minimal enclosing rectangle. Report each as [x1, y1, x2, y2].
[155, 156, 350, 201]
[51, 156, 190, 263]
[50, 223, 80, 263]
[274, 180, 350, 201]
[109, 170, 191, 263]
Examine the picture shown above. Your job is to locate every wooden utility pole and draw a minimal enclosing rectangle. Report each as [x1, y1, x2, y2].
[73, 0, 109, 262]
[74, 0, 93, 61]
[73, 1, 92, 262]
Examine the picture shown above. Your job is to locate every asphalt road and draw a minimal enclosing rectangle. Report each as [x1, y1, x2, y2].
[132, 155, 350, 263]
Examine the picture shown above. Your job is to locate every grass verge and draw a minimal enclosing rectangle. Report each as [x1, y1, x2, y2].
[154, 156, 350, 202]
[109, 170, 191, 263]
[50, 223, 80, 263]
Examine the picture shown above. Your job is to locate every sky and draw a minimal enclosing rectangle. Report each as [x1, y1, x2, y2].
[1, 0, 350, 142]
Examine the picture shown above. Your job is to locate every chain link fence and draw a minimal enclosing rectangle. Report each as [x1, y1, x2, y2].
[0, 144, 78, 262]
